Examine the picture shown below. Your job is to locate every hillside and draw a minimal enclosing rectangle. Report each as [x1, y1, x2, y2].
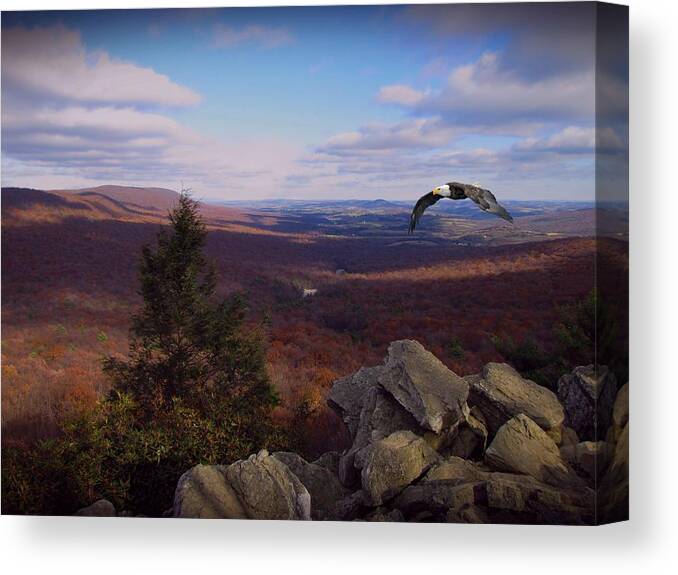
[1, 185, 628, 455]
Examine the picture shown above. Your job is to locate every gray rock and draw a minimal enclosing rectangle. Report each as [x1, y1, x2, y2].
[560, 441, 613, 481]
[328, 366, 382, 438]
[273, 452, 348, 519]
[485, 414, 584, 488]
[609, 382, 629, 443]
[483, 472, 594, 525]
[172, 464, 247, 519]
[447, 406, 488, 459]
[312, 451, 342, 476]
[423, 456, 488, 484]
[358, 430, 439, 505]
[75, 499, 116, 517]
[225, 450, 311, 520]
[557, 365, 618, 441]
[468, 363, 564, 443]
[338, 386, 421, 487]
[394, 480, 481, 521]
[599, 423, 629, 522]
[364, 507, 405, 522]
[560, 426, 580, 447]
[327, 490, 371, 521]
[377, 340, 469, 434]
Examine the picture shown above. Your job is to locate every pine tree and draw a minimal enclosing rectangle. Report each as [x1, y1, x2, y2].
[104, 192, 277, 419]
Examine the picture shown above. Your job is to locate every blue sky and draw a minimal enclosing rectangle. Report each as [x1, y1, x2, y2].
[1, 4, 628, 201]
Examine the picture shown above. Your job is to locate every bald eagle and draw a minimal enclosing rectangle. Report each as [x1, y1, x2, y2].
[409, 182, 513, 233]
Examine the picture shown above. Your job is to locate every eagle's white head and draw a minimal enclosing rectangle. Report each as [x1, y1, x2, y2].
[431, 184, 451, 197]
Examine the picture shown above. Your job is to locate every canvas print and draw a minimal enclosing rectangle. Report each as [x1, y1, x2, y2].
[1, 3, 629, 524]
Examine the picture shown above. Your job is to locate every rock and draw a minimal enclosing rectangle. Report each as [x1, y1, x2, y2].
[557, 365, 618, 441]
[327, 490, 371, 521]
[358, 430, 439, 505]
[447, 406, 488, 459]
[172, 464, 247, 519]
[394, 480, 482, 521]
[328, 366, 382, 438]
[312, 451, 342, 476]
[338, 386, 421, 487]
[483, 472, 594, 525]
[225, 450, 311, 520]
[560, 441, 613, 481]
[485, 414, 584, 488]
[599, 423, 629, 522]
[446, 504, 489, 524]
[609, 382, 629, 443]
[423, 456, 488, 484]
[364, 507, 405, 522]
[75, 499, 116, 517]
[560, 426, 580, 447]
[467, 363, 564, 443]
[377, 340, 469, 434]
[273, 452, 348, 519]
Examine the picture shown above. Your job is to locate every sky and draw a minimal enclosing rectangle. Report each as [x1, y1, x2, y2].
[1, 4, 628, 201]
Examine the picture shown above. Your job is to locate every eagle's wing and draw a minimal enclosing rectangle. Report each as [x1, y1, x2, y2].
[409, 191, 444, 233]
[464, 187, 513, 223]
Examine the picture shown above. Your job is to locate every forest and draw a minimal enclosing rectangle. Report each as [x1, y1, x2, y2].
[1, 187, 629, 515]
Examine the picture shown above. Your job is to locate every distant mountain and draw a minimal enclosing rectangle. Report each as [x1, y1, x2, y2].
[52, 185, 180, 211]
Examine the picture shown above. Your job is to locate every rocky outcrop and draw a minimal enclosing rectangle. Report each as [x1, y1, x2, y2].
[467, 363, 565, 443]
[557, 365, 618, 441]
[167, 342, 628, 525]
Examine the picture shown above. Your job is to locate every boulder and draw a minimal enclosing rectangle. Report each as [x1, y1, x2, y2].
[467, 363, 564, 443]
[172, 464, 247, 519]
[337, 386, 421, 486]
[273, 452, 348, 519]
[599, 423, 629, 522]
[225, 450, 311, 520]
[394, 480, 482, 521]
[609, 382, 629, 443]
[446, 406, 488, 459]
[560, 426, 580, 447]
[559, 441, 613, 481]
[557, 365, 618, 441]
[75, 499, 116, 517]
[377, 340, 469, 434]
[327, 366, 382, 439]
[364, 507, 405, 522]
[357, 430, 439, 505]
[327, 490, 371, 521]
[483, 472, 594, 525]
[312, 451, 342, 476]
[485, 414, 584, 488]
[423, 456, 488, 484]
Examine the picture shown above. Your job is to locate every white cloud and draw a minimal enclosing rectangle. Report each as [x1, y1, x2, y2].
[377, 84, 425, 106]
[318, 118, 458, 155]
[515, 126, 625, 154]
[387, 52, 594, 126]
[1, 26, 200, 107]
[0, 25, 303, 199]
[213, 24, 294, 48]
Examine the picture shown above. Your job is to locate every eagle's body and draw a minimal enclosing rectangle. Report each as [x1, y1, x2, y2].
[408, 182, 513, 233]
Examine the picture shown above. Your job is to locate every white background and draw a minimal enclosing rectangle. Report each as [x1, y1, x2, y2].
[1, 0, 676, 573]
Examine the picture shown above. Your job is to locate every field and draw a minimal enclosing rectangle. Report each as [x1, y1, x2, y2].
[1, 186, 628, 455]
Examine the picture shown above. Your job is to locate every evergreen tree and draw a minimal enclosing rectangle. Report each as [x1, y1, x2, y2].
[104, 193, 278, 419]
